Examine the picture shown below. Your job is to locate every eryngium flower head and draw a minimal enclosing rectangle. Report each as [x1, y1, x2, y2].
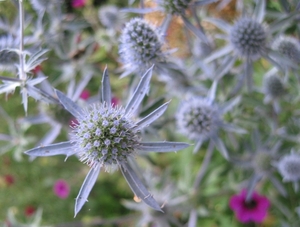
[0, 35, 19, 68]
[73, 104, 140, 170]
[25, 67, 189, 216]
[230, 18, 267, 60]
[159, 0, 192, 15]
[263, 74, 285, 99]
[272, 36, 300, 64]
[119, 18, 165, 75]
[276, 152, 300, 182]
[98, 5, 122, 29]
[176, 97, 222, 141]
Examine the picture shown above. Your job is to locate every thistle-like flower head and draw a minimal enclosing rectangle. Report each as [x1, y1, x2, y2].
[73, 103, 140, 170]
[272, 36, 300, 64]
[119, 18, 165, 76]
[176, 97, 221, 141]
[159, 0, 192, 15]
[230, 18, 267, 60]
[25, 67, 189, 216]
[263, 74, 285, 99]
[98, 5, 122, 29]
[175, 81, 245, 158]
[276, 151, 300, 182]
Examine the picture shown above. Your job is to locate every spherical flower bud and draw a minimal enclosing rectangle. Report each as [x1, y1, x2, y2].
[72, 103, 140, 170]
[276, 152, 300, 182]
[160, 0, 192, 15]
[263, 74, 285, 99]
[176, 98, 221, 141]
[272, 36, 300, 64]
[119, 18, 165, 74]
[230, 18, 267, 60]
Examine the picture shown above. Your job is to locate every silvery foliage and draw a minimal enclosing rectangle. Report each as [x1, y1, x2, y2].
[230, 131, 287, 199]
[122, 168, 189, 227]
[19, 70, 93, 147]
[24, 67, 189, 216]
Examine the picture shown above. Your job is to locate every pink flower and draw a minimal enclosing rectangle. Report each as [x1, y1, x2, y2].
[53, 179, 70, 199]
[24, 206, 36, 217]
[111, 96, 120, 107]
[229, 189, 270, 223]
[4, 174, 14, 186]
[80, 90, 90, 100]
[72, 0, 86, 8]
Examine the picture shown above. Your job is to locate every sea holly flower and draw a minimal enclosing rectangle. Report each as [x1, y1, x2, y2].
[175, 81, 245, 158]
[203, 0, 298, 92]
[272, 35, 300, 77]
[258, 68, 286, 114]
[119, 18, 167, 77]
[53, 179, 70, 199]
[275, 150, 300, 183]
[24, 66, 189, 216]
[122, 0, 217, 44]
[229, 189, 270, 223]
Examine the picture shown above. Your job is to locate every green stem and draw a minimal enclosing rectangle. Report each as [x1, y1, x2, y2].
[18, 0, 25, 81]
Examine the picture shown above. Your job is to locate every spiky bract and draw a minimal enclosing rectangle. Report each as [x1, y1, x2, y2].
[176, 98, 221, 141]
[119, 18, 164, 74]
[230, 18, 267, 60]
[72, 103, 140, 170]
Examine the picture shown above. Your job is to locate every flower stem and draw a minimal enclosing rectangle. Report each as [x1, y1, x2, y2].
[18, 0, 25, 81]
[192, 140, 214, 192]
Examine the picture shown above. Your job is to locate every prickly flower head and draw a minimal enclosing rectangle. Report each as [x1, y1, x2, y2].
[230, 18, 267, 60]
[272, 36, 300, 64]
[119, 18, 164, 74]
[263, 74, 285, 99]
[276, 152, 300, 182]
[159, 0, 192, 15]
[72, 103, 140, 170]
[176, 97, 222, 141]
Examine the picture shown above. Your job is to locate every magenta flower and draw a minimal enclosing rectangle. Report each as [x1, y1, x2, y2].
[111, 96, 120, 107]
[72, 0, 86, 8]
[79, 90, 90, 100]
[53, 179, 70, 199]
[229, 189, 270, 223]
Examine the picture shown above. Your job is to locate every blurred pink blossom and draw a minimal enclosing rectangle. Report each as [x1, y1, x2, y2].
[72, 0, 86, 8]
[24, 206, 36, 217]
[53, 179, 70, 199]
[229, 189, 270, 223]
[111, 96, 119, 107]
[80, 90, 90, 100]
